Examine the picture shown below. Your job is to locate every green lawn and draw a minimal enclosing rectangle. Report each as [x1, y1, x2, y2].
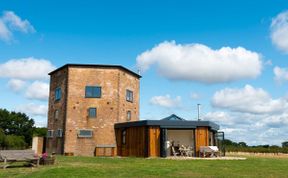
[1, 156, 288, 178]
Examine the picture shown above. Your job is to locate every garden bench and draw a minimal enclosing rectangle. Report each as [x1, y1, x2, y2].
[0, 150, 39, 169]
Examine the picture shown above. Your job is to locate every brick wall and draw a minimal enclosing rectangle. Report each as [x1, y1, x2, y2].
[46, 66, 140, 156]
[46, 68, 68, 154]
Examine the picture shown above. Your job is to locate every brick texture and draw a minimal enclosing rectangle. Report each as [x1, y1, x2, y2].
[46, 66, 140, 156]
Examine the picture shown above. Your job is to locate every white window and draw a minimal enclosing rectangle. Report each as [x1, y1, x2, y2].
[126, 89, 133, 102]
[47, 130, 54, 138]
[54, 110, 59, 120]
[78, 129, 93, 138]
[56, 129, 63, 137]
[127, 111, 131, 121]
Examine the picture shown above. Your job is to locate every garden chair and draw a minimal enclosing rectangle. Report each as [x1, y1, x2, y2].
[171, 146, 180, 156]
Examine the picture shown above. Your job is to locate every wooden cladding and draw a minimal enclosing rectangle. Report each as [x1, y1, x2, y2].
[148, 127, 160, 157]
[195, 127, 209, 156]
[116, 126, 213, 157]
[116, 126, 147, 157]
[115, 126, 160, 157]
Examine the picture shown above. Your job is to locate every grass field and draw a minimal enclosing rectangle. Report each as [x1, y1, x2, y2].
[1, 155, 288, 178]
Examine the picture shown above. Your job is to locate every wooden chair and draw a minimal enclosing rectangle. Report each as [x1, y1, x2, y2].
[171, 146, 180, 156]
[186, 146, 194, 157]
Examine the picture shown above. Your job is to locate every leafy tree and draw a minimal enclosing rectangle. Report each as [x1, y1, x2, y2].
[0, 108, 35, 146]
[0, 128, 6, 148]
[4, 135, 26, 149]
[33, 127, 48, 137]
[282, 141, 288, 148]
[238, 142, 247, 147]
[223, 139, 238, 146]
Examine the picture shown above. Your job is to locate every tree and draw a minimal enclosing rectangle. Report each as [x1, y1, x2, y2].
[223, 139, 238, 146]
[0, 108, 35, 146]
[4, 135, 26, 149]
[282, 141, 288, 148]
[0, 128, 5, 148]
[238, 142, 248, 147]
[33, 127, 48, 137]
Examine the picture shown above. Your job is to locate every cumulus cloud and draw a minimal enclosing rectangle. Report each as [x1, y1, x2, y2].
[190, 92, 200, 100]
[0, 19, 12, 41]
[16, 103, 48, 117]
[274, 66, 288, 83]
[0, 57, 56, 80]
[203, 111, 234, 125]
[150, 95, 181, 108]
[0, 11, 35, 42]
[203, 111, 288, 145]
[7, 79, 26, 92]
[212, 85, 288, 114]
[25, 81, 49, 100]
[271, 10, 288, 53]
[136, 41, 262, 83]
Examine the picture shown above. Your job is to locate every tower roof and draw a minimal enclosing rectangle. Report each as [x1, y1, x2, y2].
[48, 64, 141, 78]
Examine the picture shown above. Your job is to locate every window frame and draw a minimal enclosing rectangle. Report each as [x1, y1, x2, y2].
[47, 130, 54, 138]
[122, 129, 126, 145]
[85, 86, 102, 98]
[88, 107, 97, 118]
[55, 87, 61, 101]
[126, 89, 133, 102]
[126, 110, 131, 121]
[54, 109, 59, 120]
[56, 129, 63, 137]
[78, 129, 93, 138]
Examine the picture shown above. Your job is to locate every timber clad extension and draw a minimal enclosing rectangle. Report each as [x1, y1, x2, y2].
[114, 115, 223, 157]
[46, 64, 141, 156]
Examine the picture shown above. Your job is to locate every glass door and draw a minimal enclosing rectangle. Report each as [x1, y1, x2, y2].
[215, 132, 225, 156]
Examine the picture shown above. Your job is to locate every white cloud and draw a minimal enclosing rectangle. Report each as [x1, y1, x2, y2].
[0, 57, 56, 80]
[7, 79, 26, 92]
[0, 19, 12, 41]
[150, 95, 181, 108]
[274, 66, 288, 83]
[203, 111, 234, 125]
[271, 10, 288, 53]
[212, 85, 288, 114]
[136, 41, 262, 83]
[25, 81, 49, 100]
[190, 92, 200, 100]
[0, 11, 35, 42]
[16, 103, 48, 117]
[2, 11, 35, 33]
[203, 111, 288, 145]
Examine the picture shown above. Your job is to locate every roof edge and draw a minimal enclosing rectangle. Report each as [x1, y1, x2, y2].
[48, 64, 141, 78]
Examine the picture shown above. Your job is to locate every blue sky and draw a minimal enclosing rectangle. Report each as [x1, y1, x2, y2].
[0, 0, 288, 145]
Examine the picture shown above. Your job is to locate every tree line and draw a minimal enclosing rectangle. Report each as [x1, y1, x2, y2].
[0, 108, 47, 150]
[223, 139, 288, 153]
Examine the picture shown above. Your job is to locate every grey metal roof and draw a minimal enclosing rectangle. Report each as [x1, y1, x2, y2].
[48, 64, 141, 78]
[161, 114, 186, 121]
[114, 119, 220, 131]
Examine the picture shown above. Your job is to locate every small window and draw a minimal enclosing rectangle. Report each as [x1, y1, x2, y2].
[56, 129, 63, 137]
[85, 86, 101, 98]
[55, 87, 61, 101]
[78, 130, 93, 138]
[47, 130, 54, 138]
[54, 110, 59, 120]
[126, 90, 133, 102]
[126, 111, 131, 121]
[122, 130, 126, 145]
[88, 108, 97, 118]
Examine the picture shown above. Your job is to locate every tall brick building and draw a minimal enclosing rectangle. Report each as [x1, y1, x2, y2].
[46, 64, 141, 156]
